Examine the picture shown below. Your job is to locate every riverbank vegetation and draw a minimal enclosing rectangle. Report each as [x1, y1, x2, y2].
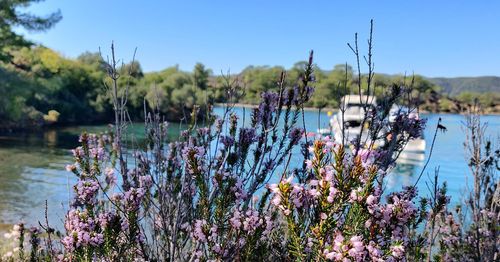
[0, 46, 216, 130]
[3, 44, 499, 131]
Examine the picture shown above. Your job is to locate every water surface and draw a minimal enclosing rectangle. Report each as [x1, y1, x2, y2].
[0, 108, 498, 231]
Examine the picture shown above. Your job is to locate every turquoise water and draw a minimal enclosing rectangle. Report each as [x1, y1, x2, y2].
[0, 108, 498, 231]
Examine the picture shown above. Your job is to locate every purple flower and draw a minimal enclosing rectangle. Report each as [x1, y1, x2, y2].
[72, 147, 84, 158]
[104, 167, 116, 187]
[123, 187, 146, 211]
[304, 85, 315, 100]
[283, 87, 298, 105]
[348, 235, 365, 259]
[193, 219, 207, 242]
[220, 135, 235, 148]
[197, 127, 210, 136]
[139, 175, 153, 189]
[238, 128, 257, 146]
[215, 118, 224, 132]
[182, 145, 207, 175]
[390, 243, 405, 258]
[257, 91, 279, 127]
[63, 209, 103, 251]
[97, 212, 114, 229]
[74, 179, 99, 206]
[288, 128, 304, 145]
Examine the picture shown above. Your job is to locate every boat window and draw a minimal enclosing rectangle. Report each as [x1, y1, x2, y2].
[346, 103, 364, 107]
[345, 120, 362, 127]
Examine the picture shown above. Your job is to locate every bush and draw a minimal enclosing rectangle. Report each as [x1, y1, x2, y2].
[1, 25, 498, 262]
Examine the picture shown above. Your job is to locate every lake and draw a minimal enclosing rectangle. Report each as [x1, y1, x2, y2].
[0, 107, 498, 232]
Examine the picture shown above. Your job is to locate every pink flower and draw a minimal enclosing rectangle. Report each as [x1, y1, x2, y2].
[269, 183, 279, 193]
[327, 195, 334, 203]
[349, 187, 363, 203]
[271, 196, 281, 206]
[230, 210, 242, 229]
[348, 235, 365, 259]
[366, 194, 376, 205]
[390, 243, 404, 258]
[327, 187, 337, 203]
[324, 249, 335, 260]
[333, 233, 345, 252]
[308, 146, 315, 153]
[193, 220, 207, 242]
[309, 188, 320, 198]
[305, 159, 313, 169]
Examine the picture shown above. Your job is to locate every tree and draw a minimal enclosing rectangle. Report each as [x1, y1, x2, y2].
[240, 65, 285, 102]
[0, 0, 62, 61]
[193, 62, 211, 90]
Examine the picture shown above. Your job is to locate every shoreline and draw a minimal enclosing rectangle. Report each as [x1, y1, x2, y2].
[215, 103, 500, 116]
[214, 103, 339, 113]
[1, 104, 499, 133]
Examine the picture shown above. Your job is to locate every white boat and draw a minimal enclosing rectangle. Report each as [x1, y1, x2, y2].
[324, 95, 426, 162]
[397, 151, 425, 165]
[329, 95, 383, 147]
[388, 104, 426, 154]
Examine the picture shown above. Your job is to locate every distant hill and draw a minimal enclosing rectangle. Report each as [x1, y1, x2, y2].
[316, 71, 500, 97]
[428, 76, 500, 96]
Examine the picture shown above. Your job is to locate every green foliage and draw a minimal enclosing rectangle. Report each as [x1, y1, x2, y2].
[234, 63, 443, 110]
[438, 97, 455, 112]
[193, 62, 211, 90]
[223, 64, 498, 114]
[1, 47, 106, 128]
[0, 63, 43, 128]
[313, 64, 353, 108]
[0, 46, 219, 129]
[239, 66, 286, 102]
[0, 0, 62, 62]
[1, 42, 498, 130]
[137, 64, 213, 121]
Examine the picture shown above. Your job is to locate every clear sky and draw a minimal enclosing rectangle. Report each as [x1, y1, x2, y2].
[17, 0, 500, 77]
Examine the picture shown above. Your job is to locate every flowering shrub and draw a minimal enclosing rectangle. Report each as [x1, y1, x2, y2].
[269, 137, 426, 261]
[1, 29, 498, 261]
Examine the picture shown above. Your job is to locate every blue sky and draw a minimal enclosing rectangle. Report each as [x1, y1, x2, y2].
[18, 1, 500, 77]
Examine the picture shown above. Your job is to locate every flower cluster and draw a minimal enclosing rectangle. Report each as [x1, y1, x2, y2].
[257, 92, 279, 128]
[269, 135, 422, 261]
[182, 145, 206, 175]
[393, 112, 427, 140]
[73, 179, 99, 206]
[61, 210, 104, 252]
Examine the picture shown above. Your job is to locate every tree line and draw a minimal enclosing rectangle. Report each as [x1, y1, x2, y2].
[2, 46, 499, 130]
[1, 0, 498, 130]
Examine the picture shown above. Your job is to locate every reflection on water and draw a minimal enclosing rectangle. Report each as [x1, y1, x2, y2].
[0, 124, 182, 230]
[0, 130, 77, 231]
[0, 109, 498, 231]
